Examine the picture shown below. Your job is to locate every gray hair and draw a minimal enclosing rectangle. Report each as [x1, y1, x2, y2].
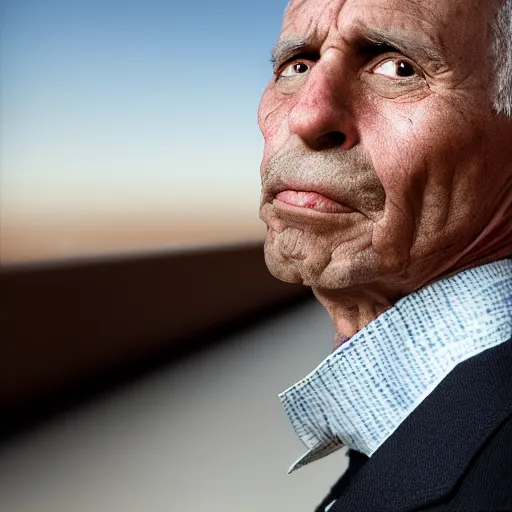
[282, 0, 512, 118]
[493, 0, 512, 117]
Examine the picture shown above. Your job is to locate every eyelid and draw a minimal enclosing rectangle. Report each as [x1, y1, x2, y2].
[370, 55, 423, 78]
[273, 52, 318, 76]
[278, 62, 311, 79]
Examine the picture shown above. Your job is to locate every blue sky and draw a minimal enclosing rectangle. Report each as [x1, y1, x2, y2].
[1, 0, 287, 221]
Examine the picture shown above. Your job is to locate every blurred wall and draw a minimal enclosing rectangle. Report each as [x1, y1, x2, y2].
[1, 244, 309, 424]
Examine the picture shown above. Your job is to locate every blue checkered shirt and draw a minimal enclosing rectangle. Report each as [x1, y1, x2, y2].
[279, 259, 512, 473]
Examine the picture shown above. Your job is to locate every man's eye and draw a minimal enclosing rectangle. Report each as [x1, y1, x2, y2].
[372, 59, 417, 79]
[279, 61, 310, 78]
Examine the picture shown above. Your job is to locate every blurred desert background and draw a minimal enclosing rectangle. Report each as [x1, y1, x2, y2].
[1, 0, 278, 266]
[1, 211, 265, 264]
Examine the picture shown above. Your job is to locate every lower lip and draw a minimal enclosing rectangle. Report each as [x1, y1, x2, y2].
[275, 190, 351, 214]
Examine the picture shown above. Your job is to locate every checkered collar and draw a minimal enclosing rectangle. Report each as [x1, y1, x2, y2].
[279, 260, 512, 473]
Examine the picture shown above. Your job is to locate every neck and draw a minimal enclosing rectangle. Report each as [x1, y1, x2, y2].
[312, 287, 395, 345]
[444, 213, 512, 280]
[314, 239, 512, 347]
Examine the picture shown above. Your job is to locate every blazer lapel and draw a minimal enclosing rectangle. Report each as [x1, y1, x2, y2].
[331, 337, 512, 512]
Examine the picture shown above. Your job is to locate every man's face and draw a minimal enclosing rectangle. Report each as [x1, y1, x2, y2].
[258, 0, 511, 296]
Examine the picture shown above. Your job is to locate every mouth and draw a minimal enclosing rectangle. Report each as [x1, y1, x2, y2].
[275, 190, 352, 214]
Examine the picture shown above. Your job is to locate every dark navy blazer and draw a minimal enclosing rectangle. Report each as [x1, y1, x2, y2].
[317, 336, 512, 512]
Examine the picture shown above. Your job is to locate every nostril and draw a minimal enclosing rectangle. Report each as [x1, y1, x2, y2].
[316, 131, 346, 150]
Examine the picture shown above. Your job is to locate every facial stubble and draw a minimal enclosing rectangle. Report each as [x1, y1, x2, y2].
[260, 145, 387, 289]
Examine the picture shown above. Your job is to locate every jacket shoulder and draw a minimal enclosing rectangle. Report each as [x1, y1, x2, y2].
[419, 412, 512, 511]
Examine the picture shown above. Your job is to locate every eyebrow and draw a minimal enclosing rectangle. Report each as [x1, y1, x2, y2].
[270, 37, 310, 70]
[357, 26, 447, 69]
[270, 28, 447, 73]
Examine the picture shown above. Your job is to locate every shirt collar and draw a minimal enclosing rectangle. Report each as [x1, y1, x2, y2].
[279, 259, 512, 473]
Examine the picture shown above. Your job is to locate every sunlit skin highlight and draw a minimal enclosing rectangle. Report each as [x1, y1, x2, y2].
[258, 0, 512, 346]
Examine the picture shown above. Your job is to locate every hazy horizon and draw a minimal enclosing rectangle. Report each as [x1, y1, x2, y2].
[1, 0, 286, 264]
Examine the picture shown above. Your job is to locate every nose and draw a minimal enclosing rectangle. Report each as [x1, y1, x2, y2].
[288, 62, 359, 151]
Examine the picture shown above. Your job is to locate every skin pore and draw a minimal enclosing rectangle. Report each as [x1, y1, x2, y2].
[258, 0, 512, 345]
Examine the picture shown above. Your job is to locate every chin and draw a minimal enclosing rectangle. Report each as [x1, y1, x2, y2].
[263, 242, 352, 288]
[264, 235, 404, 291]
[263, 241, 306, 284]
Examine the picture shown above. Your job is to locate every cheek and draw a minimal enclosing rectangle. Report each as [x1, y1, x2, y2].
[359, 100, 462, 199]
[359, 106, 425, 194]
[258, 88, 282, 142]
[258, 90, 292, 168]
[359, 98, 491, 257]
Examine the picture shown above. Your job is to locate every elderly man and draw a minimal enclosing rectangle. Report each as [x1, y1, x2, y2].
[258, 0, 512, 510]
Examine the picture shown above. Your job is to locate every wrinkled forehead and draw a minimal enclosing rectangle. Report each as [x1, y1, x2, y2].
[280, 0, 495, 44]
[282, 0, 347, 37]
